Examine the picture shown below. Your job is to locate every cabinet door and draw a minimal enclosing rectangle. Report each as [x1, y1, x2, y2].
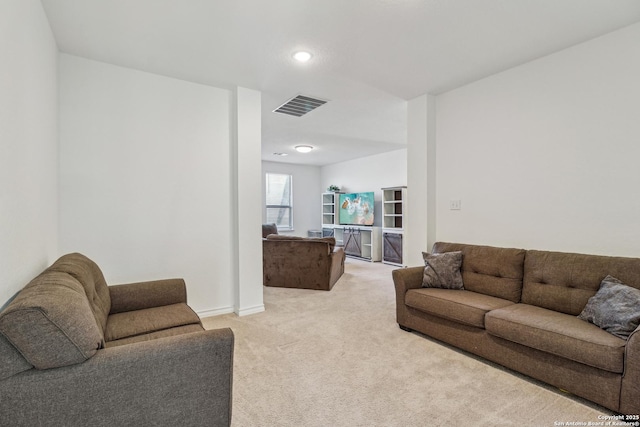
[383, 233, 403, 264]
[343, 229, 362, 257]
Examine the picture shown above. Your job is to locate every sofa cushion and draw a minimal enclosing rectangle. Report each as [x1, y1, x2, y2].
[522, 250, 640, 316]
[0, 271, 104, 369]
[579, 275, 640, 339]
[405, 288, 514, 328]
[432, 242, 525, 303]
[486, 304, 625, 373]
[421, 251, 464, 289]
[46, 253, 111, 335]
[108, 279, 188, 314]
[105, 303, 202, 342]
[105, 323, 205, 348]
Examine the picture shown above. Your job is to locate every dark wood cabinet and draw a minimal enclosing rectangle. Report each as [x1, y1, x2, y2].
[382, 186, 406, 266]
[343, 228, 362, 257]
[383, 232, 403, 265]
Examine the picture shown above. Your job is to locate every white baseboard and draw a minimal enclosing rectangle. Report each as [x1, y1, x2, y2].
[197, 304, 266, 318]
[197, 306, 235, 319]
[237, 304, 265, 317]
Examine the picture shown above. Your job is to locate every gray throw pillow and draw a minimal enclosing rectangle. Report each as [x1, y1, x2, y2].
[422, 251, 464, 290]
[578, 275, 640, 339]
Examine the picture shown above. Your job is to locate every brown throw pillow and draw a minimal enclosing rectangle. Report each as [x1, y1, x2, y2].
[422, 251, 464, 290]
[578, 275, 640, 339]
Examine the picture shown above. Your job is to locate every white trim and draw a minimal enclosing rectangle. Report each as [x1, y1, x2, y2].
[236, 304, 265, 317]
[197, 306, 235, 319]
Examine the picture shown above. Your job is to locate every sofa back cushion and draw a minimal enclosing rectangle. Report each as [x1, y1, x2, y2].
[432, 242, 525, 303]
[46, 253, 111, 334]
[523, 250, 640, 315]
[266, 234, 336, 253]
[0, 271, 104, 369]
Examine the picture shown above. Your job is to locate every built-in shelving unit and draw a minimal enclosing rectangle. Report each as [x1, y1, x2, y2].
[331, 226, 343, 246]
[334, 225, 381, 262]
[321, 191, 381, 262]
[321, 192, 341, 227]
[382, 186, 407, 267]
[383, 187, 405, 230]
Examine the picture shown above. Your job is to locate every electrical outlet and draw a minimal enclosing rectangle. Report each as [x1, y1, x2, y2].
[449, 200, 461, 210]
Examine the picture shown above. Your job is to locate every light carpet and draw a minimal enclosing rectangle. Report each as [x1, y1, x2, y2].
[202, 259, 612, 427]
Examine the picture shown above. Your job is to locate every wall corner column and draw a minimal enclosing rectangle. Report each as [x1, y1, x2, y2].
[406, 94, 436, 266]
[231, 87, 264, 316]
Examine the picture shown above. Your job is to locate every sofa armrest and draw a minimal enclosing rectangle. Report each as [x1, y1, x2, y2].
[620, 326, 640, 414]
[328, 247, 346, 289]
[109, 278, 187, 314]
[0, 328, 234, 426]
[392, 266, 424, 293]
[392, 266, 424, 327]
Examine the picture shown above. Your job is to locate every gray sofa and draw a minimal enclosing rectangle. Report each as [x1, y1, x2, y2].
[393, 242, 640, 414]
[0, 253, 234, 426]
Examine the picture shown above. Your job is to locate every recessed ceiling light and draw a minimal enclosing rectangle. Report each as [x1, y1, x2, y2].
[295, 145, 314, 153]
[293, 51, 312, 62]
[272, 152, 288, 157]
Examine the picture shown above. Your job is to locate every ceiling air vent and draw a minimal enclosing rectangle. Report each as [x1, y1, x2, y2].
[273, 95, 328, 117]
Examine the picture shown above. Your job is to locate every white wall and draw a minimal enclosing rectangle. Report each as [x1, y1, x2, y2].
[59, 54, 234, 315]
[320, 149, 407, 227]
[262, 161, 322, 236]
[435, 22, 640, 257]
[0, 0, 58, 305]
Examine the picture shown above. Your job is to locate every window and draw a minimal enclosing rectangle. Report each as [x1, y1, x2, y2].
[265, 173, 293, 230]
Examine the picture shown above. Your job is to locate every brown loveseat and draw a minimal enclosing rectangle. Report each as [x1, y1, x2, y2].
[393, 242, 640, 414]
[263, 234, 345, 291]
[0, 253, 234, 427]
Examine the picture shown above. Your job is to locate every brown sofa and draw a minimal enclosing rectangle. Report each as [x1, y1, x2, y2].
[0, 253, 234, 426]
[393, 242, 640, 414]
[263, 234, 345, 291]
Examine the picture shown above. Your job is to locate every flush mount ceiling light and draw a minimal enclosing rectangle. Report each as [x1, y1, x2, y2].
[293, 51, 312, 62]
[295, 145, 314, 153]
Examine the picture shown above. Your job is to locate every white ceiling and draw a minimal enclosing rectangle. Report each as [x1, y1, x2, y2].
[41, 0, 640, 166]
